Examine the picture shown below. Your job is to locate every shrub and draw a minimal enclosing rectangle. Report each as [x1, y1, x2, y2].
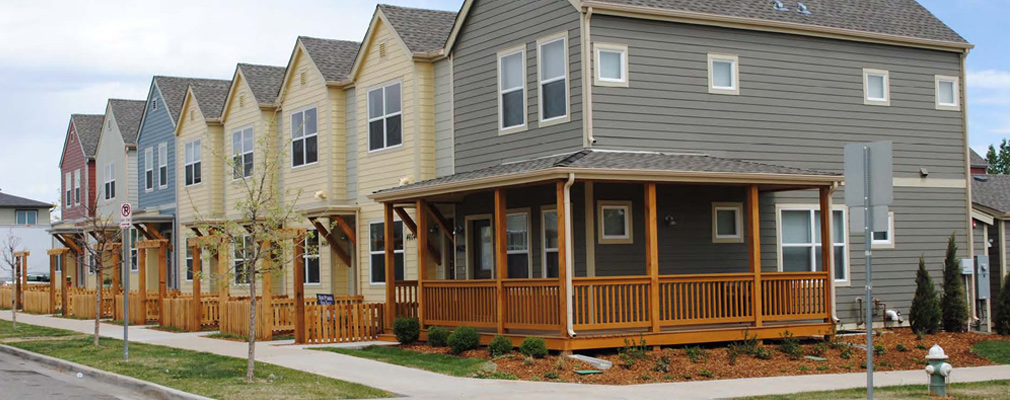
[778, 331, 803, 360]
[995, 273, 1010, 335]
[654, 356, 671, 373]
[941, 233, 970, 332]
[874, 344, 886, 357]
[393, 317, 420, 344]
[488, 335, 513, 357]
[808, 342, 829, 357]
[909, 255, 942, 335]
[685, 346, 707, 363]
[754, 346, 773, 360]
[447, 326, 480, 354]
[698, 369, 713, 378]
[840, 348, 853, 359]
[427, 326, 449, 347]
[519, 337, 548, 358]
[543, 371, 559, 380]
[896, 344, 909, 352]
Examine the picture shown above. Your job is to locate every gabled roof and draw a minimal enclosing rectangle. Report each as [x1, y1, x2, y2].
[107, 99, 146, 145]
[237, 63, 286, 105]
[377, 4, 457, 54]
[973, 175, 1010, 215]
[71, 114, 104, 158]
[153, 76, 234, 123]
[0, 191, 51, 209]
[298, 37, 360, 82]
[187, 79, 232, 119]
[971, 149, 989, 171]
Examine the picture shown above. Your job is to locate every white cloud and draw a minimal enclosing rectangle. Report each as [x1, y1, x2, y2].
[968, 70, 1010, 90]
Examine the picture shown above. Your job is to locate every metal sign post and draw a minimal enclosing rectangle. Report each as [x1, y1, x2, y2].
[119, 203, 132, 360]
[844, 142, 893, 400]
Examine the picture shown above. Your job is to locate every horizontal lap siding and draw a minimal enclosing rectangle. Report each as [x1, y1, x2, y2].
[95, 109, 126, 219]
[222, 75, 276, 221]
[138, 88, 177, 211]
[345, 88, 357, 202]
[452, 0, 584, 173]
[434, 59, 453, 177]
[590, 15, 965, 179]
[176, 96, 219, 224]
[61, 122, 89, 221]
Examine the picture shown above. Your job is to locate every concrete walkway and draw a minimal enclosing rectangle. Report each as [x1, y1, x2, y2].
[3, 313, 1008, 400]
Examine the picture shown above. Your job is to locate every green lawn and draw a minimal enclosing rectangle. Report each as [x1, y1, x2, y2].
[737, 380, 1010, 400]
[972, 341, 1010, 364]
[321, 345, 494, 377]
[0, 320, 77, 339]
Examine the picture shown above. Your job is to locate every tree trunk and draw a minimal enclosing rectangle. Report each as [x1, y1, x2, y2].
[246, 270, 257, 382]
[94, 272, 102, 347]
[10, 268, 16, 330]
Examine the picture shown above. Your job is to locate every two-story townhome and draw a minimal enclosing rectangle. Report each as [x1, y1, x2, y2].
[369, 0, 974, 350]
[52, 114, 104, 289]
[969, 151, 1008, 331]
[0, 191, 53, 276]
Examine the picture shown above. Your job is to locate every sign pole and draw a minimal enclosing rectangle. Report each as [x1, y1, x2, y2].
[863, 146, 873, 400]
[119, 202, 132, 361]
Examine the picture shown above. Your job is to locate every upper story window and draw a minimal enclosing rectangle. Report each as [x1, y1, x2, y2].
[367, 83, 402, 152]
[232, 128, 254, 179]
[103, 163, 116, 200]
[184, 139, 202, 186]
[712, 202, 743, 243]
[158, 143, 168, 188]
[594, 43, 628, 87]
[498, 45, 526, 134]
[73, 169, 81, 205]
[598, 201, 633, 244]
[15, 210, 37, 226]
[708, 53, 739, 95]
[538, 33, 568, 124]
[291, 108, 318, 167]
[144, 148, 154, 191]
[304, 231, 320, 284]
[863, 68, 890, 106]
[369, 220, 404, 284]
[64, 172, 72, 209]
[935, 75, 960, 110]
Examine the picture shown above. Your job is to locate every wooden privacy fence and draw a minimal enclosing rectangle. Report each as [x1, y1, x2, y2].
[23, 291, 52, 314]
[304, 299, 384, 344]
[161, 296, 219, 331]
[0, 286, 12, 308]
[70, 291, 118, 319]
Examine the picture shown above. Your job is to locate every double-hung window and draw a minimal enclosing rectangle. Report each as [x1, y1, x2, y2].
[935, 75, 959, 110]
[498, 46, 526, 133]
[185, 238, 195, 281]
[538, 34, 568, 123]
[506, 212, 531, 278]
[158, 143, 168, 188]
[73, 169, 80, 205]
[104, 163, 116, 200]
[234, 235, 252, 284]
[184, 139, 201, 186]
[129, 228, 138, 271]
[595, 43, 628, 87]
[708, 53, 739, 95]
[778, 207, 847, 282]
[369, 221, 404, 284]
[863, 69, 890, 106]
[144, 148, 154, 190]
[291, 108, 318, 166]
[367, 83, 402, 151]
[542, 208, 559, 278]
[232, 128, 254, 179]
[598, 201, 633, 244]
[65, 172, 72, 208]
[304, 231, 320, 284]
[15, 210, 37, 226]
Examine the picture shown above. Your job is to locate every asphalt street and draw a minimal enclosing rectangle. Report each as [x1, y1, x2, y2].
[0, 350, 148, 400]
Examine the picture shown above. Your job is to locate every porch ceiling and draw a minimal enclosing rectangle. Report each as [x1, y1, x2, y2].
[370, 150, 842, 202]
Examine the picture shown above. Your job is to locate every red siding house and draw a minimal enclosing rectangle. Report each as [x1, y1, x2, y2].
[58, 114, 104, 222]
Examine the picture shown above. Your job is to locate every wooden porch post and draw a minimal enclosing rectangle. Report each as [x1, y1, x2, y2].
[747, 185, 763, 327]
[819, 186, 834, 323]
[293, 233, 306, 344]
[494, 188, 507, 334]
[556, 181, 568, 336]
[384, 203, 396, 332]
[15, 255, 22, 309]
[191, 243, 202, 332]
[139, 247, 147, 301]
[61, 253, 68, 316]
[158, 242, 167, 326]
[645, 183, 660, 333]
[416, 200, 428, 328]
[261, 242, 273, 340]
[49, 253, 57, 313]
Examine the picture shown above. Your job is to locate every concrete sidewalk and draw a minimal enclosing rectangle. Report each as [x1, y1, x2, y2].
[3, 313, 1008, 400]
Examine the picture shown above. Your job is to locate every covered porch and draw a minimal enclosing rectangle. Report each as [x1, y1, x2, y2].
[371, 151, 843, 350]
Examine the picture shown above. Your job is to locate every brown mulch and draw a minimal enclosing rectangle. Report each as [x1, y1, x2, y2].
[400, 328, 1008, 385]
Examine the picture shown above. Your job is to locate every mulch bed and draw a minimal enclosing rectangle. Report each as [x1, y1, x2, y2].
[401, 328, 1009, 384]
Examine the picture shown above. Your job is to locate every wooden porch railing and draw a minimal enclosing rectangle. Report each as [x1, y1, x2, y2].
[503, 279, 562, 330]
[422, 280, 498, 328]
[395, 280, 418, 319]
[572, 277, 652, 330]
[659, 273, 755, 326]
[761, 272, 830, 322]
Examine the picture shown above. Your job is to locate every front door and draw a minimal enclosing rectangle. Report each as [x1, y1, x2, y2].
[471, 219, 493, 279]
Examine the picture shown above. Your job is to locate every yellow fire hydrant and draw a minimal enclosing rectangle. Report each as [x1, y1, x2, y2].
[924, 344, 953, 397]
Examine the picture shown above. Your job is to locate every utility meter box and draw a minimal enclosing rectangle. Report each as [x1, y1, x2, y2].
[975, 255, 990, 300]
[960, 258, 974, 275]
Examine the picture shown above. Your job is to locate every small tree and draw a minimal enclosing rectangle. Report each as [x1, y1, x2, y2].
[986, 139, 1010, 175]
[78, 186, 122, 347]
[940, 233, 970, 332]
[994, 273, 1010, 335]
[1, 230, 24, 329]
[909, 256, 941, 335]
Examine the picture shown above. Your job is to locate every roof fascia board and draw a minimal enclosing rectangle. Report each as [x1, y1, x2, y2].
[219, 66, 245, 124]
[134, 78, 159, 145]
[349, 8, 413, 81]
[277, 40, 327, 102]
[58, 119, 78, 168]
[445, 0, 580, 55]
[174, 86, 196, 138]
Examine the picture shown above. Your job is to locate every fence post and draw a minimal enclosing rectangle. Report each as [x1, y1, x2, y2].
[191, 244, 202, 332]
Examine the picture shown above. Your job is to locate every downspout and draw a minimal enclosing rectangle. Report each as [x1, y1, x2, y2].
[582, 7, 595, 147]
[829, 182, 840, 324]
[960, 49, 977, 325]
[564, 173, 577, 337]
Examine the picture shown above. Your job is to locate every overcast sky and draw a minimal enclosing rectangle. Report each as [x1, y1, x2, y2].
[0, 0, 1007, 206]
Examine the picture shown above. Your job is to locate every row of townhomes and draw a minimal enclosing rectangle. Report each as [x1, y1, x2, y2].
[42, 0, 996, 350]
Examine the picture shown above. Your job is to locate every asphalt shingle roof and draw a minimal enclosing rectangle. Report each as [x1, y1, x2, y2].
[0, 191, 52, 209]
[378, 4, 457, 54]
[298, 37, 360, 82]
[376, 150, 839, 195]
[971, 150, 989, 170]
[238, 63, 286, 105]
[587, 0, 966, 44]
[154, 76, 233, 123]
[108, 99, 146, 145]
[187, 79, 232, 119]
[973, 175, 1010, 214]
[71, 114, 105, 158]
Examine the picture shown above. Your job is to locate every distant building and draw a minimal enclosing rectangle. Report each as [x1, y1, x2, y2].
[0, 191, 53, 275]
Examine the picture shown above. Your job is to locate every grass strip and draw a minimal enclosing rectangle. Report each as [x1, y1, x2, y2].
[737, 380, 1010, 400]
[320, 345, 493, 377]
[972, 340, 1010, 364]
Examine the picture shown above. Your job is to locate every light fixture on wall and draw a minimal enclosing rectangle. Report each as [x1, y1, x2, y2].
[664, 214, 677, 227]
[454, 225, 465, 236]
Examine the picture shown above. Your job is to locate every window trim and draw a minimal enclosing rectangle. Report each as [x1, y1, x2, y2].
[712, 202, 744, 243]
[708, 53, 740, 95]
[505, 208, 533, 279]
[304, 229, 321, 285]
[144, 148, 154, 191]
[290, 106, 320, 167]
[863, 68, 890, 106]
[497, 44, 528, 135]
[184, 139, 202, 187]
[103, 163, 116, 201]
[158, 143, 168, 189]
[184, 236, 194, 282]
[73, 169, 81, 205]
[536, 32, 570, 127]
[65, 172, 72, 209]
[366, 81, 404, 153]
[594, 43, 629, 88]
[129, 228, 139, 272]
[597, 200, 633, 244]
[935, 75, 960, 111]
[774, 204, 850, 285]
[231, 126, 255, 180]
[233, 235, 252, 286]
[368, 219, 404, 285]
[14, 209, 37, 226]
[871, 211, 896, 249]
[541, 206, 559, 279]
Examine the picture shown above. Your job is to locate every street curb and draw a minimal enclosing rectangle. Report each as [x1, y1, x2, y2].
[0, 344, 215, 400]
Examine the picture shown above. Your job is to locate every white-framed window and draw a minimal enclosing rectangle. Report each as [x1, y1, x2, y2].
[129, 228, 138, 271]
[498, 45, 527, 134]
[594, 43, 628, 87]
[185, 237, 195, 281]
[863, 68, 890, 106]
[541, 207, 559, 278]
[777, 206, 848, 283]
[598, 201, 633, 244]
[291, 107, 318, 166]
[708, 53, 740, 95]
[103, 163, 116, 200]
[304, 230, 320, 284]
[73, 169, 80, 205]
[54, 253, 61, 272]
[15, 210, 37, 226]
[935, 75, 960, 110]
[234, 235, 252, 284]
[232, 127, 254, 179]
[64, 172, 72, 209]
[872, 211, 896, 249]
[367, 82, 402, 152]
[538, 33, 568, 124]
[184, 139, 202, 186]
[158, 143, 168, 188]
[369, 221, 404, 284]
[144, 148, 154, 191]
[712, 202, 743, 243]
[506, 211, 531, 278]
